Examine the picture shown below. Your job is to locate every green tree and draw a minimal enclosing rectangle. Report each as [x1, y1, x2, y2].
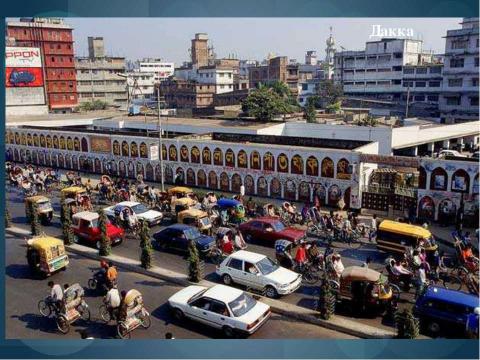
[395, 308, 420, 339]
[304, 96, 319, 123]
[317, 278, 336, 320]
[139, 220, 153, 269]
[98, 210, 111, 256]
[62, 205, 74, 245]
[5, 209, 11, 228]
[318, 80, 343, 109]
[187, 240, 202, 283]
[30, 203, 41, 236]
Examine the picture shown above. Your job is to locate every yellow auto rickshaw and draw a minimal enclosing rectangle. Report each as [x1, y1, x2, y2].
[172, 197, 197, 214]
[25, 195, 54, 225]
[26, 236, 69, 276]
[61, 186, 87, 200]
[331, 266, 395, 315]
[177, 208, 212, 234]
[61, 186, 92, 212]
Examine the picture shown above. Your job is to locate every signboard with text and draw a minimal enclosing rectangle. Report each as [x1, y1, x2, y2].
[90, 136, 112, 153]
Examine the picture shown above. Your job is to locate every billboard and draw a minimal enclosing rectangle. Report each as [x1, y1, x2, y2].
[5, 46, 45, 106]
[90, 136, 112, 153]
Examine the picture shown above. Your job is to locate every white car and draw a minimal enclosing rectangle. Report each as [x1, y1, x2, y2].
[168, 284, 271, 337]
[216, 250, 302, 298]
[103, 201, 163, 227]
[438, 150, 462, 158]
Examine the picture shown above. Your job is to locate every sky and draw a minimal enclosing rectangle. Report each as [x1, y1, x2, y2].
[64, 18, 462, 64]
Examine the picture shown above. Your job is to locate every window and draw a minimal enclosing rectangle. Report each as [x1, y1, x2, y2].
[428, 81, 441, 87]
[429, 66, 441, 74]
[451, 40, 468, 49]
[414, 95, 425, 101]
[472, 78, 479, 87]
[392, 66, 402, 71]
[471, 97, 479, 106]
[51, 57, 55, 62]
[448, 78, 463, 87]
[403, 81, 414, 87]
[366, 69, 376, 72]
[475, 58, 479, 67]
[450, 58, 464, 68]
[227, 258, 243, 270]
[427, 95, 439, 101]
[190, 297, 211, 310]
[302, 84, 308, 90]
[446, 96, 461, 105]
[393, 53, 403, 59]
[392, 79, 401, 85]
[416, 67, 427, 74]
[209, 300, 229, 316]
[244, 262, 258, 274]
[57, 44, 61, 49]
[415, 81, 426, 87]
[50, 44, 54, 50]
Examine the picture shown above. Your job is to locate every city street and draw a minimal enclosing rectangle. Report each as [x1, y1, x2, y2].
[5, 231, 357, 339]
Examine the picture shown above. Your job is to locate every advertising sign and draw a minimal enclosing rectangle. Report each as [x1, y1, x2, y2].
[6, 67, 44, 87]
[5, 47, 42, 67]
[150, 144, 159, 161]
[90, 136, 112, 153]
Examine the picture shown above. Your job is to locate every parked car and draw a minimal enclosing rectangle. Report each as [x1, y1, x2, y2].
[239, 217, 306, 244]
[152, 224, 215, 255]
[216, 250, 302, 298]
[472, 151, 479, 159]
[414, 286, 479, 337]
[71, 211, 124, 249]
[103, 201, 163, 227]
[168, 284, 271, 337]
[438, 150, 462, 158]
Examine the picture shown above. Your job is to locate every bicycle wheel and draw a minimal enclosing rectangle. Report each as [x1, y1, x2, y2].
[348, 237, 362, 249]
[87, 278, 97, 290]
[390, 283, 401, 301]
[139, 312, 151, 329]
[79, 305, 91, 321]
[302, 271, 318, 285]
[99, 305, 111, 323]
[117, 322, 131, 339]
[442, 274, 463, 291]
[56, 315, 70, 334]
[38, 300, 51, 317]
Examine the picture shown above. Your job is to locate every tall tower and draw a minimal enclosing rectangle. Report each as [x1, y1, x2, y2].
[88, 36, 105, 58]
[191, 33, 209, 68]
[324, 27, 336, 79]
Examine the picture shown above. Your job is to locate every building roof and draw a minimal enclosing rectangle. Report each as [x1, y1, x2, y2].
[203, 284, 244, 303]
[229, 250, 266, 264]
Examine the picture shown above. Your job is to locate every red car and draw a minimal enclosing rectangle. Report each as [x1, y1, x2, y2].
[239, 217, 306, 244]
[71, 211, 125, 249]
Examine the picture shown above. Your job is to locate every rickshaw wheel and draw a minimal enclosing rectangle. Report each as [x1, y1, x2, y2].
[99, 305, 111, 323]
[427, 321, 441, 336]
[79, 305, 91, 321]
[56, 315, 70, 334]
[87, 278, 97, 290]
[73, 235, 80, 244]
[95, 241, 101, 250]
[38, 300, 51, 317]
[442, 274, 463, 291]
[117, 322, 131, 339]
[302, 272, 318, 285]
[139, 312, 151, 329]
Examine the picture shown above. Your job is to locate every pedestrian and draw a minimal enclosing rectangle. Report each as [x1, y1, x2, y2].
[369, 214, 377, 242]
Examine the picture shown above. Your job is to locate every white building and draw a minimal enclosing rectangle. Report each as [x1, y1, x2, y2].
[298, 79, 321, 107]
[402, 63, 443, 105]
[175, 65, 234, 94]
[334, 38, 434, 100]
[439, 17, 479, 122]
[139, 58, 175, 82]
[126, 71, 156, 99]
[305, 51, 318, 66]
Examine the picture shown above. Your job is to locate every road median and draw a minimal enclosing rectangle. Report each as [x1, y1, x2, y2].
[6, 225, 395, 339]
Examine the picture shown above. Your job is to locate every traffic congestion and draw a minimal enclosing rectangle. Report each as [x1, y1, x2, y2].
[5, 162, 480, 339]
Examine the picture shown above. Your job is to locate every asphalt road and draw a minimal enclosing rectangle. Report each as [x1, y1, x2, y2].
[5, 184, 402, 332]
[5, 231, 357, 339]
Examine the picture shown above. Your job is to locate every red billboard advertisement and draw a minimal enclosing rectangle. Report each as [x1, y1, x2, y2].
[5, 67, 44, 87]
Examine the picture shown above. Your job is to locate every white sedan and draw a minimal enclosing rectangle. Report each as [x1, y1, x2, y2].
[168, 284, 271, 337]
[103, 201, 163, 227]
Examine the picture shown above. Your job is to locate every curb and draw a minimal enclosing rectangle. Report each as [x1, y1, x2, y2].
[6, 226, 394, 339]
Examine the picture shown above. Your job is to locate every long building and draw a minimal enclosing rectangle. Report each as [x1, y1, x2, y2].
[7, 18, 78, 112]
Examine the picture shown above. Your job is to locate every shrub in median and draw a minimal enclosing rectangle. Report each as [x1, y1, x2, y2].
[30, 203, 41, 236]
[98, 210, 111, 256]
[394, 307, 419, 339]
[187, 239, 201, 283]
[139, 220, 153, 269]
[317, 278, 336, 320]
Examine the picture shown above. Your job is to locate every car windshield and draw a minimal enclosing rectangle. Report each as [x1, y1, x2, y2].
[37, 201, 51, 210]
[91, 218, 110, 228]
[271, 221, 285, 232]
[131, 203, 149, 214]
[185, 227, 201, 240]
[228, 292, 257, 317]
[256, 257, 279, 275]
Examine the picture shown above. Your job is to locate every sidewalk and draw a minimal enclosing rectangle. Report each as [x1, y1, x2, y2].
[6, 225, 396, 339]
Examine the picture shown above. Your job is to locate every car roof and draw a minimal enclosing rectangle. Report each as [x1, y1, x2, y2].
[421, 286, 479, 308]
[116, 201, 140, 207]
[166, 223, 192, 231]
[248, 216, 280, 224]
[72, 211, 98, 221]
[229, 250, 266, 263]
[203, 284, 243, 303]
[379, 220, 431, 239]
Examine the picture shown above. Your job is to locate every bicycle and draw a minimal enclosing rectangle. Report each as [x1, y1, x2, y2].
[295, 262, 321, 285]
[38, 297, 60, 317]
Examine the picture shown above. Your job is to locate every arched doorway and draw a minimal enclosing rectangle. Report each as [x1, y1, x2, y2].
[418, 196, 435, 222]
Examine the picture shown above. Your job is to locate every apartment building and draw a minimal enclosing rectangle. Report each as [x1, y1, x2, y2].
[402, 63, 443, 105]
[75, 37, 127, 108]
[7, 17, 78, 112]
[139, 58, 175, 82]
[439, 17, 479, 122]
[334, 38, 434, 100]
[159, 79, 215, 108]
[249, 56, 299, 95]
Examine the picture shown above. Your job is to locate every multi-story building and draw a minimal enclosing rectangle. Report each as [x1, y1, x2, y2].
[126, 71, 156, 99]
[305, 50, 318, 65]
[402, 63, 443, 106]
[139, 58, 175, 82]
[75, 37, 127, 108]
[439, 17, 479, 122]
[159, 79, 215, 108]
[334, 38, 434, 101]
[7, 17, 78, 112]
[249, 56, 299, 95]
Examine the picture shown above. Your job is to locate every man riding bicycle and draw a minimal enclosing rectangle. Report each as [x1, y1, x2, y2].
[47, 281, 64, 313]
[104, 285, 121, 320]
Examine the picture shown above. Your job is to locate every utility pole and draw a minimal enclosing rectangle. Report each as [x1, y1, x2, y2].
[405, 84, 411, 118]
[157, 85, 165, 192]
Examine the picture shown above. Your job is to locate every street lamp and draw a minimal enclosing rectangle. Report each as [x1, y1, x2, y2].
[157, 85, 165, 192]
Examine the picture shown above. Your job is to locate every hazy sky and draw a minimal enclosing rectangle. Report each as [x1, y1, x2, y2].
[66, 17, 462, 63]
